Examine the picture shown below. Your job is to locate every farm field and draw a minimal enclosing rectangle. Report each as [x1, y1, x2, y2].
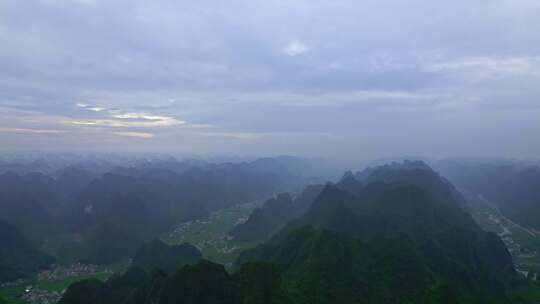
[161, 199, 264, 268]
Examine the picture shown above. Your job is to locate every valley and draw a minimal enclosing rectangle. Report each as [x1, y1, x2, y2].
[2, 0, 539, 302]
[161, 199, 264, 267]
[2, 158, 540, 303]
[0, 262, 127, 304]
[0, 198, 262, 304]
[468, 194, 540, 280]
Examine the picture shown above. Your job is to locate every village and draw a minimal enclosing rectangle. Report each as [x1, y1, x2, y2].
[1, 263, 113, 304]
[472, 195, 540, 281]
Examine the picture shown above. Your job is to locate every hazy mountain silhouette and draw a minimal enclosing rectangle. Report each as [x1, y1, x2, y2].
[436, 160, 540, 230]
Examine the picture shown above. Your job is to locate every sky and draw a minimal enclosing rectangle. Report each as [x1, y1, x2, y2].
[1, 0, 539, 161]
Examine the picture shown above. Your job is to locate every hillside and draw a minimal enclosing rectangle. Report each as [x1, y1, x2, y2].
[57, 161, 540, 304]
[436, 160, 540, 230]
[0, 156, 317, 267]
[229, 185, 324, 242]
[59, 239, 202, 304]
[237, 162, 525, 303]
[0, 221, 52, 283]
[229, 193, 297, 242]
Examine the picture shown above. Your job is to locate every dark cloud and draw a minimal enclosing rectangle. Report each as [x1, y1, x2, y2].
[0, 0, 539, 159]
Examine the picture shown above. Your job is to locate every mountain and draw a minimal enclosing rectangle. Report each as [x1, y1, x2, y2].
[59, 239, 202, 304]
[231, 159, 495, 245]
[132, 239, 202, 275]
[152, 259, 291, 304]
[0, 172, 60, 242]
[54, 165, 99, 199]
[240, 227, 469, 304]
[355, 160, 467, 207]
[59, 228, 522, 303]
[236, 161, 523, 303]
[266, 162, 478, 243]
[230, 193, 297, 242]
[293, 184, 326, 212]
[61, 257, 286, 304]
[229, 185, 325, 242]
[63, 155, 321, 233]
[239, 224, 533, 303]
[0, 156, 319, 265]
[57, 161, 540, 303]
[0, 158, 54, 175]
[59, 158, 311, 263]
[0, 221, 52, 283]
[126, 259, 286, 304]
[435, 160, 540, 230]
[148, 260, 237, 304]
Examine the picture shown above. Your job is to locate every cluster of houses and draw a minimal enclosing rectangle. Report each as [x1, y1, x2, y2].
[36, 263, 106, 282]
[20, 287, 63, 304]
[1, 263, 113, 304]
[488, 210, 540, 281]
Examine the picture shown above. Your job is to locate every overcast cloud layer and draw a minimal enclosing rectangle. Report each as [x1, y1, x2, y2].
[1, 0, 539, 160]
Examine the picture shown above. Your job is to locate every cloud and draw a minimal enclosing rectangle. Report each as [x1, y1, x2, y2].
[281, 41, 309, 56]
[1, 0, 540, 158]
[76, 103, 109, 112]
[111, 113, 181, 122]
[425, 56, 540, 76]
[0, 127, 66, 134]
[87, 107, 106, 112]
[200, 132, 263, 140]
[114, 131, 154, 138]
[207, 90, 442, 107]
[66, 104, 186, 127]
[346, 90, 439, 101]
[63, 117, 183, 127]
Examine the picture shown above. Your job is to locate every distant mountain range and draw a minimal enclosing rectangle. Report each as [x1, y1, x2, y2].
[230, 160, 467, 243]
[57, 160, 540, 303]
[59, 239, 202, 304]
[60, 239, 288, 304]
[0, 221, 51, 283]
[238, 161, 520, 303]
[229, 185, 324, 242]
[0, 156, 323, 275]
[435, 159, 540, 230]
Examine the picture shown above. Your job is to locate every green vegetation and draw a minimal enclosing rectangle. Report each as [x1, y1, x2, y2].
[467, 194, 540, 278]
[59, 239, 203, 304]
[58, 162, 540, 303]
[239, 226, 516, 304]
[0, 157, 314, 267]
[61, 259, 288, 304]
[0, 287, 24, 304]
[437, 160, 540, 230]
[0, 262, 127, 304]
[229, 186, 324, 243]
[161, 201, 263, 266]
[132, 239, 201, 275]
[13, 160, 540, 304]
[59, 226, 532, 304]
[0, 221, 52, 284]
[234, 163, 534, 303]
[230, 193, 297, 242]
